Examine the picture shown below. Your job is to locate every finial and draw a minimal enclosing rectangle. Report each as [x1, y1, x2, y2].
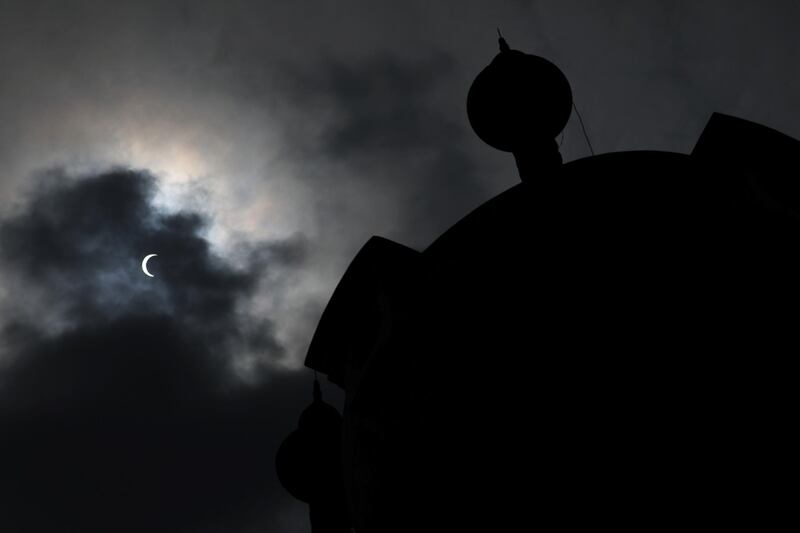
[497, 28, 510, 53]
[467, 33, 573, 180]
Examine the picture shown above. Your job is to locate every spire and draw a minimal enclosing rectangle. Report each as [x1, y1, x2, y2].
[497, 28, 510, 53]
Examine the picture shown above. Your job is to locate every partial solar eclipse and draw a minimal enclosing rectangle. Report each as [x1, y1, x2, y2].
[141, 254, 158, 277]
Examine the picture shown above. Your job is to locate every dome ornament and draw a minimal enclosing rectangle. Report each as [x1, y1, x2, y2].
[467, 31, 573, 181]
[497, 28, 510, 53]
[275, 376, 351, 532]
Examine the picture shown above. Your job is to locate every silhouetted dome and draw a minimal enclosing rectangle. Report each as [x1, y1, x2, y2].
[275, 380, 343, 505]
[275, 429, 315, 503]
[467, 42, 572, 152]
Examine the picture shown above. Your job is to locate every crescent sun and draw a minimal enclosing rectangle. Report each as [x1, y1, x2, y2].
[141, 254, 158, 277]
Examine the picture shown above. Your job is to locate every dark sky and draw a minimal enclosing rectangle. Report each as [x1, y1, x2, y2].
[1, 1, 799, 531]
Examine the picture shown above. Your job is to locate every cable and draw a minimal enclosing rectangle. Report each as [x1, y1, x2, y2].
[572, 101, 595, 156]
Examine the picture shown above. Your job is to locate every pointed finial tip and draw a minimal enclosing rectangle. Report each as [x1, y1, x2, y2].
[497, 28, 510, 53]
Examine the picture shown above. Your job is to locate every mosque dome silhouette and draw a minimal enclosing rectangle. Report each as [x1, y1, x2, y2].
[278, 33, 800, 533]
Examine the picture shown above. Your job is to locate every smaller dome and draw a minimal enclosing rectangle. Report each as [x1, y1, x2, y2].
[275, 429, 315, 503]
[467, 44, 572, 152]
[275, 379, 344, 504]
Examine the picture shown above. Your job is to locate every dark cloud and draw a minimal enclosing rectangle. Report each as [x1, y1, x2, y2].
[0, 169, 314, 531]
[282, 52, 493, 248]
[292, 52, 459, 157]
[0, 362, 315, 533]
[1, 168, 304, 357]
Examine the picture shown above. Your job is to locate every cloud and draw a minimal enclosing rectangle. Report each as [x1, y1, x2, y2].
[0, 168, 315, 532]
[278, 51, 495, 249]
[0, 358, 315, 533]
[290, 52, 459, 158]
[0, 168, 304, 363]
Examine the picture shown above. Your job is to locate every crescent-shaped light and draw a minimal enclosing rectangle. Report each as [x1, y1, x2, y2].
[142, 254, 158, 277]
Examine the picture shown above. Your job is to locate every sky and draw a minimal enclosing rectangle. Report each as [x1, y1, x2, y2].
[1, 1, 799, 531]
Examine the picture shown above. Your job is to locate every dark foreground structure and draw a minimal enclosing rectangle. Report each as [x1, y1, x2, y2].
[278, 36, 797, 531]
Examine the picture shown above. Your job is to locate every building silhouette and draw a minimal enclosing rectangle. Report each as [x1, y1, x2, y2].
[277, 36, 798, 531]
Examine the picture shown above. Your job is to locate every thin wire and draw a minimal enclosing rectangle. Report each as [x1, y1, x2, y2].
[572, 101, 595, 156]
[558, 129, 565, 147]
